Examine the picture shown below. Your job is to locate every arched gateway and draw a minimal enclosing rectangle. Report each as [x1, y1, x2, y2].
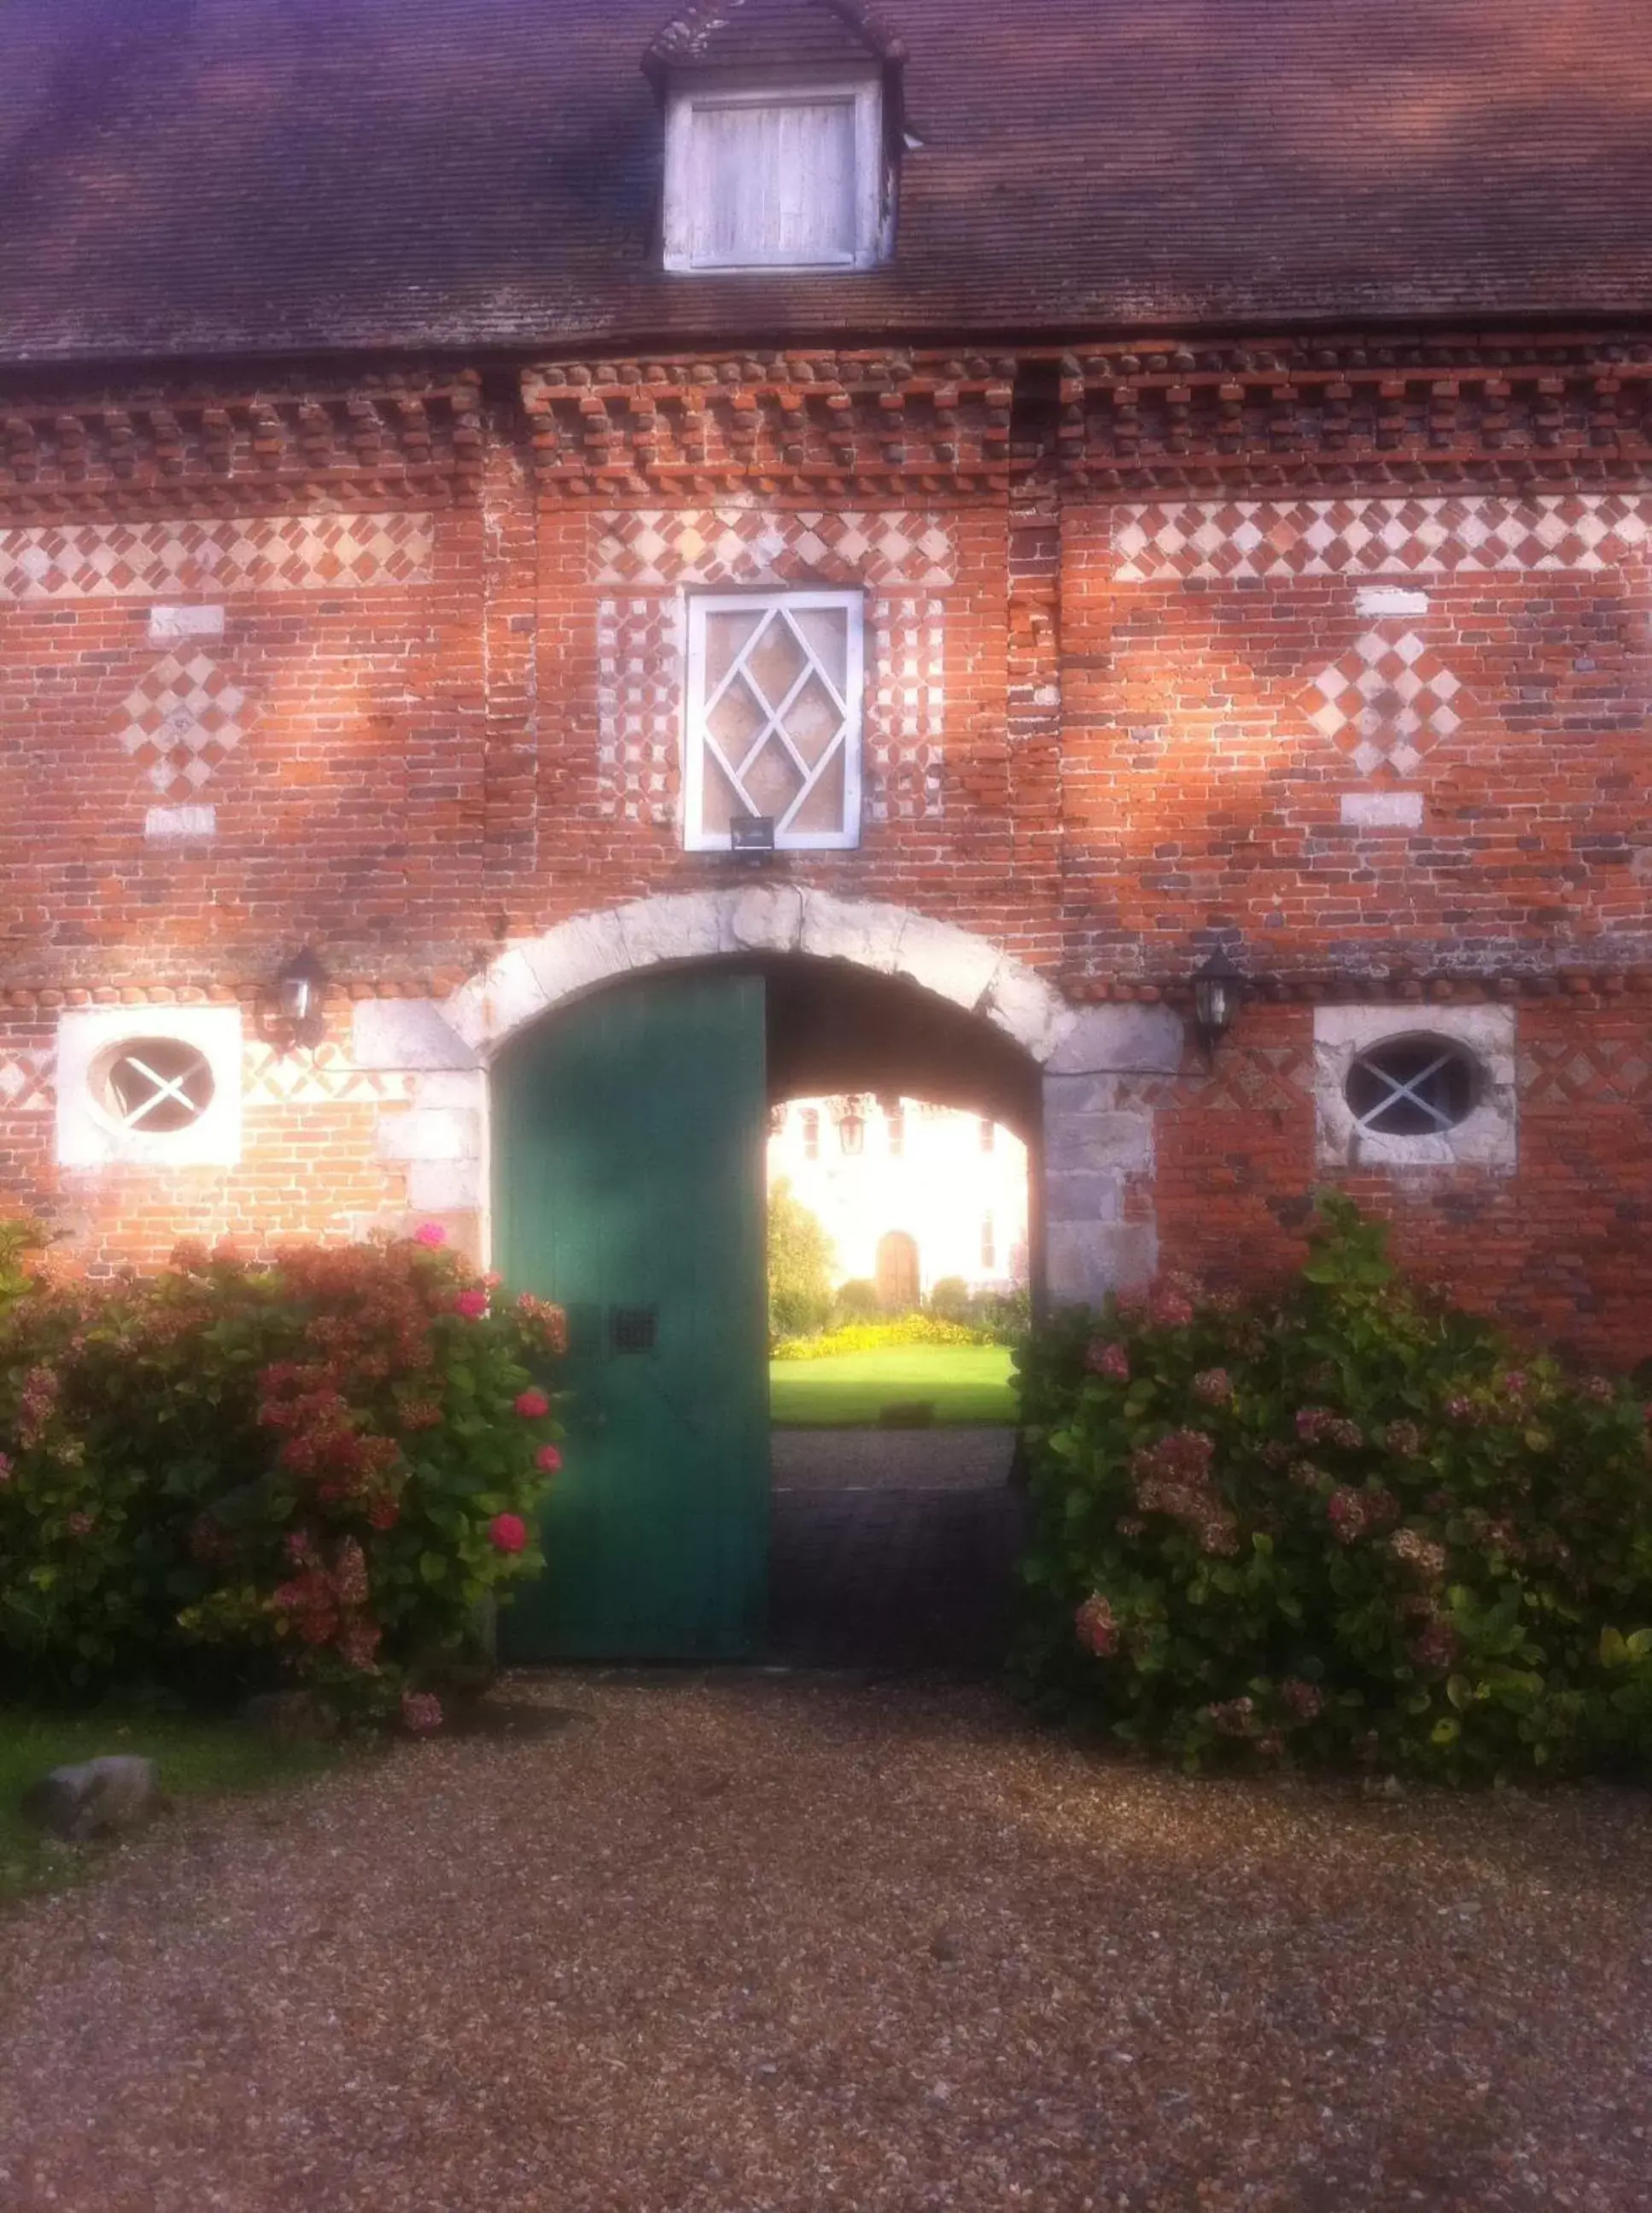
[414, 892, 1181, 1661]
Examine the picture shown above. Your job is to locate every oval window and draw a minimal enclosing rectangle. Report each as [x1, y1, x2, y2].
[1345, 1035, 1478, 1137]
[100, 1038, 215, 1134]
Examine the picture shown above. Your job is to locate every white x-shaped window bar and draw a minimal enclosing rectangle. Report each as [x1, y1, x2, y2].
[1348, 1046, 1465, 1135]
[107, 1045, 213, 1131]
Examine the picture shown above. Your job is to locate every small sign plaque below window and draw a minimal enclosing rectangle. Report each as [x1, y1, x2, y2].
[730, 813, 776, 853]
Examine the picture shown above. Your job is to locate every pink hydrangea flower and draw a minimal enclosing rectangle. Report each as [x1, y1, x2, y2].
[1085, 1340, 1130, 1382]
[66, 1510, 93, 1537]
[0, 1452, 11, 1485]
[535, 1444, 563, 1474]
[412, 1222, 447, 1248]
[1281, 1678, 1325, 1722]
[452, 1288, 489, 1319]
[1326, 1488, 1367, 1544]
[489, 1512, 528, 1553]
[514, 1388, 550, 1419]
[400, 1690, 444, 1734]
[1410, 1620, 1458, 1673]
[1193, 1367, 1233, 1404]
[1074, 1593, 1118, 1657]
[1148, 1289, 1194, 1329]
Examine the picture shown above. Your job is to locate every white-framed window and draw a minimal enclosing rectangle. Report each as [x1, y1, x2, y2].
[663, 76, 885, 272]
[1313, 1005, 1516, 1171]
[55, 1005, 243, 1168]
[682, 590, 864, 851]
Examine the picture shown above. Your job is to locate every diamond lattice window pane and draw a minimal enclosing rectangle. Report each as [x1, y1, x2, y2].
[744, 615, 810, 707]
[703, 608, 764, 690]
[684, 593, 864, 851]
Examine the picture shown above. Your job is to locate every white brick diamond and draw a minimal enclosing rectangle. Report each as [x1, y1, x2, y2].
[115, 651, 254, 797]
[1306, 627, 1467, 777]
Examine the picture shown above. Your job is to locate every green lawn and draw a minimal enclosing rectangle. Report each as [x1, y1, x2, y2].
[769, 1343, 1018, 1427]
[0, 1708, 339, 1906]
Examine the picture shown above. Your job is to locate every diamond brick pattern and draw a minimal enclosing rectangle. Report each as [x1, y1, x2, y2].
[116, 653, 254, 796]
[0, 514, 435, 603]
[595, 593, 948, 826]
[0, 1049, 54, 1112]
[867, 595, 945, 823]
[242, 1043, 418, 1106]
[1306, 628, 1465, 777]
[1188, 1048, 1314, 1114]
[597, 599, 680, 825]
[1112, 495, 1652, 582]
[1519, 1038, 1652, 1106]
[592, 510, 957, 588]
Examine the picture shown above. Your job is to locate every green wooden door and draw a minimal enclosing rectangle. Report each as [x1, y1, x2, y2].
[493, 971, 768, 1661]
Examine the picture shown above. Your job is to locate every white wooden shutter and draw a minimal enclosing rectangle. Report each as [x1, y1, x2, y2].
[665, 79, 881, 272]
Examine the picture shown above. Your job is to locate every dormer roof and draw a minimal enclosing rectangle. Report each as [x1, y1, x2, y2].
[645, 0, 906, 79]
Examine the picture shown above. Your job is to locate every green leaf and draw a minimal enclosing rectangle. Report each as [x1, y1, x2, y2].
[1600, 1625, 1629, 1669]
[418, 1550, 447, 1586]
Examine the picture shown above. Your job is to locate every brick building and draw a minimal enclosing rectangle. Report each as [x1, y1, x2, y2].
[3, 0, 1651, 1384]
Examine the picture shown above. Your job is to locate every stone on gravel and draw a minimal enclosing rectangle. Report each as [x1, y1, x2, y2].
[20, 1755, 160, 1842]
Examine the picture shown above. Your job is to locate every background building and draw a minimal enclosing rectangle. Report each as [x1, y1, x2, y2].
[768, 1098, 1029, 1302]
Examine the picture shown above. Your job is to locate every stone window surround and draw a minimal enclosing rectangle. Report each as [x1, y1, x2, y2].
[55, 1005, 243, 1169]
[1313, 1003, 1517, 1171]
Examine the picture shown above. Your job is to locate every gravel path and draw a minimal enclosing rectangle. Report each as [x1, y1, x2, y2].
[3, 1673, 1650, 2212]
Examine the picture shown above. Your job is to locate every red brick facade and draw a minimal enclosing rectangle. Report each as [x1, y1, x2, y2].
[1, 342, 1649, 1362]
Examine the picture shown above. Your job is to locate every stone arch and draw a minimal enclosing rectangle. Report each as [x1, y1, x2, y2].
[442, 888, 1077, 1063]
[386, 889, 1186, 1305]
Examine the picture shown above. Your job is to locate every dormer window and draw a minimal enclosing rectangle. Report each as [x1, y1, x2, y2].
[664, 74, 884, 271]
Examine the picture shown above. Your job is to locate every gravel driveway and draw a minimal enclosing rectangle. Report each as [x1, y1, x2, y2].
[3, 1673, 1649, 2211]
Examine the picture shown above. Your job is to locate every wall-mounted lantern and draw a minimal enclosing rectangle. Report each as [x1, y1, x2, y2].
[268, 946, 330, 1053]
[1191, 949, 1244, 1062]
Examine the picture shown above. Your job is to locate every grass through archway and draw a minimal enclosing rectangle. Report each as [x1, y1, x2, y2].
[769, 1342, 1015, 1427]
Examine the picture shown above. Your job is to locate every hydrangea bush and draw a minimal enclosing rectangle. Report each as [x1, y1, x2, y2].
[0, 1217, 565, 1727]
[1015, 1197, 1652, 1782]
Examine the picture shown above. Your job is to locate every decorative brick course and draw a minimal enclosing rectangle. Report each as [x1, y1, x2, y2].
[1112, 495, 1652, 582]
[0, 1049, 53, 1112]
[0, 514, 434, 601]
[591, 509, 956, 587]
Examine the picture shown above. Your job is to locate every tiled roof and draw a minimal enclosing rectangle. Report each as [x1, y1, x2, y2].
[0, 0, 1649, 366]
